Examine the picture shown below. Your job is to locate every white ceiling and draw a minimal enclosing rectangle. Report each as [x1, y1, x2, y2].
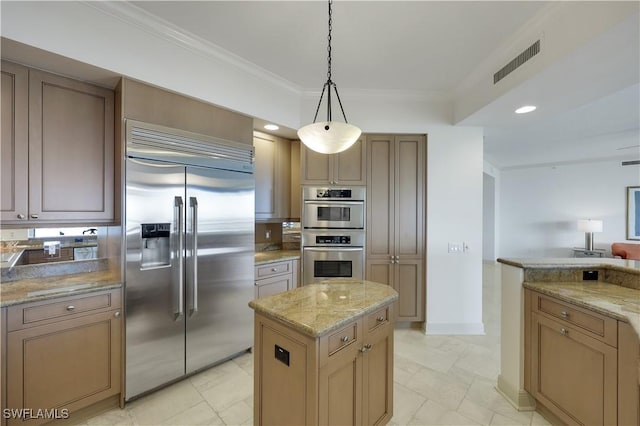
[128, 1, 640, 169]
[4, 1, 636, 169]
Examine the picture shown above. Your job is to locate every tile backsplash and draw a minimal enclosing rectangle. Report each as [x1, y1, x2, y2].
[255, 222, 300, 251]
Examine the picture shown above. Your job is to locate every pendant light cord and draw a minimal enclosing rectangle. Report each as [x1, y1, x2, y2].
[311, 0, 350, 126]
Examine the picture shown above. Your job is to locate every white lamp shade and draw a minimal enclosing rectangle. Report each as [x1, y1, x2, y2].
[297, 121, 362, 154]
[577, 219, 603, 233]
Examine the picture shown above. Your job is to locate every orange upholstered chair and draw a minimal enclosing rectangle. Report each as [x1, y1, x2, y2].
[611, 243, 640, 260]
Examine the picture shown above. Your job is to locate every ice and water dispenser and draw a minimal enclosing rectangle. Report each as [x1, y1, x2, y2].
[140, 223, 171, 269]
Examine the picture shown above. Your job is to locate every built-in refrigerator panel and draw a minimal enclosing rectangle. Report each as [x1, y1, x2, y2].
[184, 166, 254, 373]
[125, 158, 186, 399]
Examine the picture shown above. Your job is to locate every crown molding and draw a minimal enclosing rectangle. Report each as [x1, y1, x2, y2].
[82, 0, 302, 95]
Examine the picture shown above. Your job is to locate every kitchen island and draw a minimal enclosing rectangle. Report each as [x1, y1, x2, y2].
[249, 279, 398, 426]
[497, 257, 639, 425]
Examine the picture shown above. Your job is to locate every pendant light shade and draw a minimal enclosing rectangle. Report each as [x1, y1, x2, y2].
[298, 0, 361, 155]
[297, 121, 362, 155]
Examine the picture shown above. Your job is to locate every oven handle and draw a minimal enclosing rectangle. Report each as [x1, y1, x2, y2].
[303, 201, 364, 206]
[303, 247, 364, 252]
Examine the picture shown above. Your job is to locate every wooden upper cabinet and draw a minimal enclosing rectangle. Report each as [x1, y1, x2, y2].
[29, 69, 115, 223]
[300, 137, 366, 185]
[1, 61, 115, 225]
[254, 131, 291, 221]
[1, 61, 29, 223]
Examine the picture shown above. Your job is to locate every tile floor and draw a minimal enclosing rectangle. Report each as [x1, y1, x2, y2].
[80, 263, 550, 426]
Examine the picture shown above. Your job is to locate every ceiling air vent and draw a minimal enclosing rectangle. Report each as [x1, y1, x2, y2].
[494, 40, 540, 84]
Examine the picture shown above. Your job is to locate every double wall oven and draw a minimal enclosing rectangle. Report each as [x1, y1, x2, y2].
[302, 187, 365, 285]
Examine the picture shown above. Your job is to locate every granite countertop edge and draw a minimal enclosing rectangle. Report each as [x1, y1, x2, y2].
[523, 281, 640, 337]
[254, 250, 301, 265]
[250, 293, 399, 338]
[1, 268, 122, 308]
[497, 257, 640, 274]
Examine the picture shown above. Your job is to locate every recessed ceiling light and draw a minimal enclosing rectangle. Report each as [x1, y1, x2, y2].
[264, 124, 279, 131]
[515, 105, 536, 114]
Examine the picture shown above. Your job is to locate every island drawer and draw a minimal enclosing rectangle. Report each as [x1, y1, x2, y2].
[531, 291, 617, 347]
[255, 260, 292, 279]
[7, 289, 122, 331]
[367, 306, 390, 332]
[327, 322, 359, 357]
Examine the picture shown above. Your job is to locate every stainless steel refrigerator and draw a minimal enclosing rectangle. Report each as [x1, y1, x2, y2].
[124, 121, 254, 400]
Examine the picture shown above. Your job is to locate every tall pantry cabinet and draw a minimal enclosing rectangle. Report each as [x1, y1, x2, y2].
[366, 135, 425, 321]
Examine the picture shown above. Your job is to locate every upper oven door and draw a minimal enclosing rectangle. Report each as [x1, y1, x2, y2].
[302, 201, 364, 229]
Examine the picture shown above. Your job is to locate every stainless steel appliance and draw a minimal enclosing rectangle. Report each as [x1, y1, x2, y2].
[124, 120, 254, 400]
[302, 230, 364, 284]
[302, 187, 365, 229]
[301, 187, 365, 284]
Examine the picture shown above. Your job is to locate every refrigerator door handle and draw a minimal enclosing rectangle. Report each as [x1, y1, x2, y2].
[189, 196, 199, 316]
[174, 196, 184, 321]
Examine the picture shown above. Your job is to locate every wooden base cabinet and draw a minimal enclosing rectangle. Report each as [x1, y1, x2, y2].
[254, 259, 299, 299]
[5, 290, 121, 425]
[366, 135, 425, 321]
[526, 289, 639, 426]
[254, 303, 394, 425]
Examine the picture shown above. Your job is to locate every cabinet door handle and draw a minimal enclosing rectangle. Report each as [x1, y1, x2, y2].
[340, 336, 350, 343]
[560, 311, 569, 319]
[377, 316, 385, 322]
[560, 328, 569, 335]
[30, 214, 39, 219]
[17, 214, 25, 220]
[360, 344, 373, 353]
[66, 305, 75, 311]
[114, 311, 121, 318]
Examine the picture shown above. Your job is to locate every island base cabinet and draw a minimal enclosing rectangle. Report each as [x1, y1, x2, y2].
[319, 340, 363, 426]
[531, 311, 617, 426]
[254, 303, 394, 426]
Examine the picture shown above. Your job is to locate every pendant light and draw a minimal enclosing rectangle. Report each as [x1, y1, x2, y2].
[297, 0, 361, 154]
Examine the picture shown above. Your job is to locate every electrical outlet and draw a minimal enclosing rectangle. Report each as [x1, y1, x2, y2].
[0, 228, 28, 241]
[265, 230, 271, 240]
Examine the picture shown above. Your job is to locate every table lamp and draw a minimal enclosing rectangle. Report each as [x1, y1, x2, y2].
[577, 219, 603, 251]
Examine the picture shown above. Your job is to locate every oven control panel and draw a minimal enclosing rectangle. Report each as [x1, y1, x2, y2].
[316, 189, 352, 199]
[316, 235, 351, 245]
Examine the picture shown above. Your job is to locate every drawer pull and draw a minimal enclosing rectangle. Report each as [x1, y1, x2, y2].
[560, 311, 569, 319]
[271, 268, 278, 272]
[30, 214, 39, 219]
[66, 305, 75, 311]
[360, 344, 373, 353]
[17, 213, 25, 220]
[340, 336, 350, 343]
[377, 316, 385, 322]
[560, 328, 569, 335]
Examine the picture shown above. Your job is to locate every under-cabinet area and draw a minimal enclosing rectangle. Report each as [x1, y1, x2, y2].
[524, 289, 640, 426]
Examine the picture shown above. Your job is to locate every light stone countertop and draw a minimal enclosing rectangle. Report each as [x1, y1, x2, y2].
[0, 270, 122, 307]
[248, 279, 398, 338]
[497, 257, 640, 274]
[523, 281, 640, 337]
[254, 250, 300, 265]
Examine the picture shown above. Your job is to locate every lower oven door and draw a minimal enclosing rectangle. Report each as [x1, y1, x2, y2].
[302, 247, 364, 285]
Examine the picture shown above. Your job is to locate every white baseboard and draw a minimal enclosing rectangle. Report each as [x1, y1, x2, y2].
[424, 322, 486, 335]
